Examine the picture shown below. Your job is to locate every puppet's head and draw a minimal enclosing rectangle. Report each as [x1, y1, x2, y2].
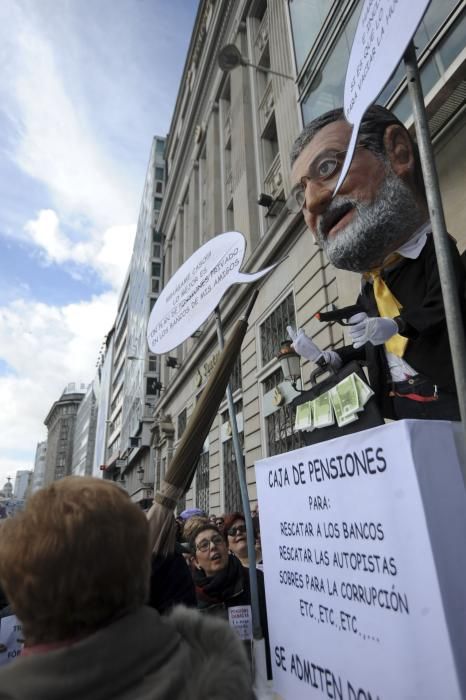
[289, 105, 428, 272]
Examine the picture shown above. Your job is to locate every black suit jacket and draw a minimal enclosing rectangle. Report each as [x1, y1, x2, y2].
[337, 234, 466, 417]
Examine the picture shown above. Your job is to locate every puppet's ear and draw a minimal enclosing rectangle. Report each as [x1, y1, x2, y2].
[383, 124, 415, 181]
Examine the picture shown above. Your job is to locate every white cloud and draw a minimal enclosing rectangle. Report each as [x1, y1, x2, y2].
[0, 292, 118, 485]
[24, 210, 70, 263]
[23, 209, 135, 290]
[0, 6, 139, 230]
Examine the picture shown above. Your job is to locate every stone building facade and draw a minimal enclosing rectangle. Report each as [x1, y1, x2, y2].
[71, 381, 98, 477]
[151, 0, 466, 514]
[43, 383, 86, 485]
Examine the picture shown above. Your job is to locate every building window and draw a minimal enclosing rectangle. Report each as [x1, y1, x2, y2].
[298, 1, 463, 127]
[177, 408, 187, 440]
[196, 450, 210, 513]
[155, 140, 165, 155]
[263, 368, 306, 456]
[154, 197, 162, 211]
[381, 2, 465, 124]
[155, 166, 164, 180]
[288, 0, 334, 73]
[262, 113, 279, 175]
[301, 9, 360, 125]
[229, 354, 242, 394]
[155, 181, 163, 194]
[260, 293, 296, 366]
[222, 433, 244, 513]
[152, 262, 161, 277]
[151, 278, 160, 293]
[148, 354, 158, 372]
[221, 402, 243, 513]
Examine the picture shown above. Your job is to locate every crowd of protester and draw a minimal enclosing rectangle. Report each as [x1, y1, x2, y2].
[0, 477, 271, 698]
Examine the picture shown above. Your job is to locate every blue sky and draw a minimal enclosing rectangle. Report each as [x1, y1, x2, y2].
[0, 0, 198, 486]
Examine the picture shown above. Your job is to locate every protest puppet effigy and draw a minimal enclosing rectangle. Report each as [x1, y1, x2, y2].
[255, 420, 466, 699]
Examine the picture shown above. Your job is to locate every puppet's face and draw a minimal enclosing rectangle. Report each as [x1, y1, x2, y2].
[291, 120, 421, 272]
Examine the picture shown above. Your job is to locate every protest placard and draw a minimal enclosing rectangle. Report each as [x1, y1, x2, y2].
[256, 420, 466, 699]
[0, 615, 23, 667]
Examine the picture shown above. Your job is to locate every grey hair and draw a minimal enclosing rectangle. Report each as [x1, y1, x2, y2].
[290, 105, 425, 199]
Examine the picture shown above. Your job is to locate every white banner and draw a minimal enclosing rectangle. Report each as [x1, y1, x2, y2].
[255, 420, 466, 699]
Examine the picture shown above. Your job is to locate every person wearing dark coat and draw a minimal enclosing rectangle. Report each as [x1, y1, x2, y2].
[0, 477, 254, 700]
[287, 104, 466, 420]
[148, 547, 197, 614]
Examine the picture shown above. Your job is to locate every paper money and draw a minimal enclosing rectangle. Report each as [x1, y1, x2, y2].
[353, 372, 374, 406]
[335, 374, 360, 416]
[312, 392, 335, 428]
[294, 401, 313, 432]
[329, 384, 359, 428]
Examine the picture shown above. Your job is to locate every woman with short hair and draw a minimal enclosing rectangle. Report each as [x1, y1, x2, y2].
[0, 477, 254, 700]
[189, 522, 271, 679]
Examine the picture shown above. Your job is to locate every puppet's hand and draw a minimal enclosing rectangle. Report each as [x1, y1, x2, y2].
[287, 326, 322, 362]
[287, 326, 342, 369]
[348, 313, 398, 349]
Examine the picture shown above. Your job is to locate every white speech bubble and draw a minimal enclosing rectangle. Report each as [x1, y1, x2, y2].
[333, 0, 431, 195]
[147, 231, 276, 354]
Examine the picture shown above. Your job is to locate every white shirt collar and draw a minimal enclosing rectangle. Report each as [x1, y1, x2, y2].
[395, 220, 431, 259]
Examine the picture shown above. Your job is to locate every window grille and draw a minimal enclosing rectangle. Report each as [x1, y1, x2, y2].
[260, 293, 296, 365]
[222, 398, 244, 513]
[223, 433, 244, 513]
[263, 368, 306, 456]
[196, 451, 210, 514]
[177, 408, 187, 440]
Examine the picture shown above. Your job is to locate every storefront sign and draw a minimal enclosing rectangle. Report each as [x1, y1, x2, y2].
[147, 231, 277, 354]
[255, 420, 466, 699]
[334, 0, 430, 194]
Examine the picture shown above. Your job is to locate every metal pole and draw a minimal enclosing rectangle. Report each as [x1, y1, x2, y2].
[214, 306, 263, 640]
[403, 41, 466, 483]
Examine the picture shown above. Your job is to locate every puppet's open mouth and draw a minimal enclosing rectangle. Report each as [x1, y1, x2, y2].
[321, 203, 354, 237]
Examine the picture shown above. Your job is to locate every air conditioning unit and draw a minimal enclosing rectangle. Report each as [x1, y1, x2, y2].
[129, 437, 141, 449]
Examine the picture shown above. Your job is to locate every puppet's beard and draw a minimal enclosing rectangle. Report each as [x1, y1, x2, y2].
[314, 170, 424, 272]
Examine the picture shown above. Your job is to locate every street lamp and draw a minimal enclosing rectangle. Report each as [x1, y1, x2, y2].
[276, 340, 302, 391]
[218, 44, 294, 81]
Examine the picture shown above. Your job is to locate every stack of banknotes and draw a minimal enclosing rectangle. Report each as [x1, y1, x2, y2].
[294, 372, 374, 431]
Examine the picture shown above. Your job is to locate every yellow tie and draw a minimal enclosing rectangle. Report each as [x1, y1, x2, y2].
[365, 264, 408, 357]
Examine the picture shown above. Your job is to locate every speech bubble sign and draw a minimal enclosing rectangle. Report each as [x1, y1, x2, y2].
[333, 0, 431, 195]
[147, 231, 276, 354]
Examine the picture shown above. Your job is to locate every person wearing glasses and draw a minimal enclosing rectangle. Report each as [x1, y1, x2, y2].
[189, 522, 271, 678]
[223, 512, 263, 570]
[287, 104, 466, 421]
[223, 512, 249, 567]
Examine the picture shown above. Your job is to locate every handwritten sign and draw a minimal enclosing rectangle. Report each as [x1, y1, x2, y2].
[228, 605, 253, 641]
[255, 420, 466, 699]
[334, 0, 430, 194]
[0, 615, 23, 667]
[147, 231, 276, 354]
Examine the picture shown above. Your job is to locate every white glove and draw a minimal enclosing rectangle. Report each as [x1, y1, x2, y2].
[348, 313, 398, 349]
[287, 326, 321, 362]
[287, 326, 342, 370]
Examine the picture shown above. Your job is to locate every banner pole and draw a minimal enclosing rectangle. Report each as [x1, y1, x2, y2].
[403, 40, 466, 483]
[214, 306, 263, 641]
